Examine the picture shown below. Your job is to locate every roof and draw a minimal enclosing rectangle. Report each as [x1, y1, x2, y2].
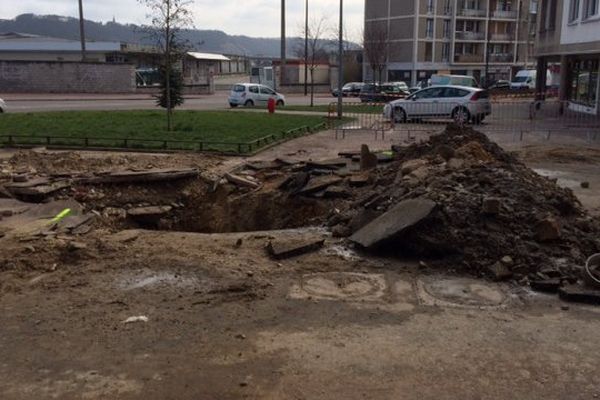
[187, 52, 230, 61]
[0, 33, 121, 52]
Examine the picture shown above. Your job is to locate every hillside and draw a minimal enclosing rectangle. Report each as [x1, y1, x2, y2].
[0, 14, 357, 57]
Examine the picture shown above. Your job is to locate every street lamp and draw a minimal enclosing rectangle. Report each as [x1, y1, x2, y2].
[337, 0, 343, 119]
[78, 0, 87, 61]
[304, 0, 308, 96]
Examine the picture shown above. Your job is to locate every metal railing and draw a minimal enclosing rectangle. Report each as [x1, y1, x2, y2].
[455, 31, 486, 40]
[492, 10, 518, 19]
[329, 99, 600, 144]
[0, 122, 329, 155]
[459, 8, 488, 17]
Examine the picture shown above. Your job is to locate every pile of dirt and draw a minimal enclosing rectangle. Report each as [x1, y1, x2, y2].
[315, 125, 600, 283]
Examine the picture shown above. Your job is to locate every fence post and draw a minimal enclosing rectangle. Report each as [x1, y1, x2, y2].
[124, 139, 128, 148]
[85, 138, 89, 147]
[238, 143, 242, 153]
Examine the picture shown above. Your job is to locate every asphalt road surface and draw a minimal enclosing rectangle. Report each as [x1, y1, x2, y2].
[2, 91, 355, 113]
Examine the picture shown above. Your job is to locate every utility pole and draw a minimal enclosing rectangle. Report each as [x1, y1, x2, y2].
[280, 0, 286, 89]
[484, 0, 491, 88]
[78, 0, 87, 61]
[304, 0, 309, 96]
[337, 0, 343, 119]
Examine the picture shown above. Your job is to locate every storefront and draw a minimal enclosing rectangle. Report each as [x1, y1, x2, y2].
[567, 57, 599, 114]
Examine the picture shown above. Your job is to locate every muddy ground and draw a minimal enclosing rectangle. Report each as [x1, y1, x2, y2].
[2, 135, 600, 399]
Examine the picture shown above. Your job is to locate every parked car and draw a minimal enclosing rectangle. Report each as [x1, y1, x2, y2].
[0, 98, 6, 113]
[383, 85, 491, 124]
[510, 69, 551, 90]
[228, 83, 285, 108]
[431, 74, 479, 88]
[488, 79, 510, 90]
[388, 81, 410, 92]
[332, 82, 364, 97]
[359, 83, 410, 103]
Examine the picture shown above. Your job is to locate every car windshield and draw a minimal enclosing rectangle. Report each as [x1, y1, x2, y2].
[512, 76, 528, 83]
[233, 85, 246, 92]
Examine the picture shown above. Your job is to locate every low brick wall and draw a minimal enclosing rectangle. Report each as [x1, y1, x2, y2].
[0, 60, 136, 93]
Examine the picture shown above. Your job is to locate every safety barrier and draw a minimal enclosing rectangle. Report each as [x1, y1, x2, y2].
[329, 99, 600, 143]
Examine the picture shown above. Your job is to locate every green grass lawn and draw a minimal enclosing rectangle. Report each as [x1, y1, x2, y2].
[281, 104, 384, 115]
[0, 110, 330, 153]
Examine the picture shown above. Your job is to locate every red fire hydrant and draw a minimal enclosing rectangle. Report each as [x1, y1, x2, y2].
[267, 97, 276, 114]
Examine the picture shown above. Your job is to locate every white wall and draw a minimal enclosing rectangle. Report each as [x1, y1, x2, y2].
[561, 1, 600, 45]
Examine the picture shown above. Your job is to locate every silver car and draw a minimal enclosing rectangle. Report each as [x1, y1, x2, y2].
[383, 85, 491, 124]
[0, 98, 6, 113]
[228, 83, 286, 108]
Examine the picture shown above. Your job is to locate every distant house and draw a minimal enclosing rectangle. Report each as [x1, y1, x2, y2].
[0, 32, 251, 94]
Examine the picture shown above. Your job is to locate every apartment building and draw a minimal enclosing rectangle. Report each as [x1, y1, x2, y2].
[535, 0, 600, 114]
[364, 0, 538, 86]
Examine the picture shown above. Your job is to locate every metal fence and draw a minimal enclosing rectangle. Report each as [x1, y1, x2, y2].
[330, 99, 600, 144]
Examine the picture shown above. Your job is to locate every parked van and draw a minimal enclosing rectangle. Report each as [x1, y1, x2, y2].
[430, 74, 479, 88]
[510, 69, 552, 90]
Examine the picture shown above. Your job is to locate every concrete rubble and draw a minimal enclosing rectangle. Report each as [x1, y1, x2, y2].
[3, 125, 600, 305]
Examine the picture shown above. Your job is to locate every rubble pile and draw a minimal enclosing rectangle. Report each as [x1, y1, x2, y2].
[318, 125, 600, 283]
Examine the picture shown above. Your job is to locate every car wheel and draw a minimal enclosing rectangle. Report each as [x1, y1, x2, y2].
[229, 103, 238, 108]
[276, 100, 284, 107]
[473, 114, 485, 124]
[452, 107, 470, 125]
[244, 100, 254, 107]
[394, 108, 407, 123]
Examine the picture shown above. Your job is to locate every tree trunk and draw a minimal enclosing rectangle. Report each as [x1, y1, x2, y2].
[165, 0, 172, 132]
[310, 68, 315, 107]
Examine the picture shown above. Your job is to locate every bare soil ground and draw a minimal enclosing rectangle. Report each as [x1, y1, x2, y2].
[2, 129, 600, 399]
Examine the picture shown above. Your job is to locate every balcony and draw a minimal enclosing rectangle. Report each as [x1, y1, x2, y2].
[455, 31, 486, 40]
[488, 53, 514, 63]
[459, 8, 488, 17]
[454, 54, 485, 63]
[492, 10, 518, 19]
[490, 33, 515, 41]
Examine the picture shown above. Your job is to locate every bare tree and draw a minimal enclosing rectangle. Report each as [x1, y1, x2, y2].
[296, 16, 330, 107]
[363, 22, 388, 84]
[139, 0, 193, 132]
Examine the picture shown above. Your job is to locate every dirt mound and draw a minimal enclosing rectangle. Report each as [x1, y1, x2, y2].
[323, 125, 600, 283]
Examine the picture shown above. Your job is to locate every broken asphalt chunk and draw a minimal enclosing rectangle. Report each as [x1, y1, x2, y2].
[267, 238, 325, 260]
[350, 198, 437, 249]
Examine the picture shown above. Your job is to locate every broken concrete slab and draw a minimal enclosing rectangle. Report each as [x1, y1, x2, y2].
[225, 173, 260, 189]
[128, 206, 173, 222]
[349, 172, 372, 187]
[360, 145, 378, 171]
[267, 238, 325, 260]
[5, 178, 70, 199]
[558, 285, 600, 305]
[306, 158, 348, 170]
[530, 279, 562, 294]
[350, 198, 437, 249]
[401, 159, 428, 176]
[323, 186, 351, 199]
[298, 175, 343, 196]
[76, 168, 198, 185]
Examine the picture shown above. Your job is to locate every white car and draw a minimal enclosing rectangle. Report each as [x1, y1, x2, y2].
[228, 83, 286, 108]
[0, 98, 6, 113]
[383, 85, 492, 124]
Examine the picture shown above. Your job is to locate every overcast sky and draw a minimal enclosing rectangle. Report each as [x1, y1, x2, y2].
[1, 0, 365, 40]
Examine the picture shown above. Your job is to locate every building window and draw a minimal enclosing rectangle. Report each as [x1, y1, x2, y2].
[442, 43, 450, 61]
[443, 20, 451, 38]
[426, 19, 434, 38]
[584, 0, 599, 18]
[569, 59, 599, 107]
[427, 0, 435, 13]
[569, 0, 581, 21]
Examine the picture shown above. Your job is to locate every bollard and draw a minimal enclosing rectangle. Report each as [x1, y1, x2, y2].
[267, 98, 276, 114]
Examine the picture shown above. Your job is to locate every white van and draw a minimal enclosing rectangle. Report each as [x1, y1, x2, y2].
[510, 70, 552, 90]
[430, 74, 479, 88]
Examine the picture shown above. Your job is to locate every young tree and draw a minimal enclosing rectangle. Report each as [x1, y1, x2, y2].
[296, 16, 329, 107]
[363, 21, 388, 84]
[139, 0, 193, 131]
